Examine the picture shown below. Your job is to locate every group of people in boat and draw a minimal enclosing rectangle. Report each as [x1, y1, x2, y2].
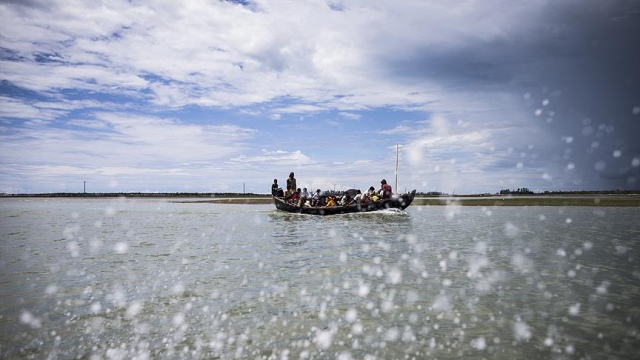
[271, 171, 394, 208]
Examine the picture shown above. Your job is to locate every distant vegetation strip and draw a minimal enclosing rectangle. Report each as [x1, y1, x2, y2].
[0, 192, 270, 198]
[181, 198, 273, 204]
[413, 197, 640, 207]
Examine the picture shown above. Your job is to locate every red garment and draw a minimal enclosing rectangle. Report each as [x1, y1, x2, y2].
[381, 184, 392, 199]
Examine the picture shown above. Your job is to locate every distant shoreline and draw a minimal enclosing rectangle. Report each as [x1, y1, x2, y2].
[2, 193, 637, 206]
[0, 192, 267, 198]
[411, 195, 640, 207]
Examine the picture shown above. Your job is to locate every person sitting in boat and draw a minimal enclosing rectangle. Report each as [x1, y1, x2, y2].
[340, 192, 351, 206]
[271, 179, 282, 197]
[326, 196, 336, 207]
[289, 188, 301, 205]
[362, 186, 376, 203]
[311, 189, 322, 206]
[352, 190, 362, 204]
[379, 179, 393, 199]
[299, 187, 309, 207]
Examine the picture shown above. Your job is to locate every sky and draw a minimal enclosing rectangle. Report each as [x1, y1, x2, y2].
[1, 0, 639, 195]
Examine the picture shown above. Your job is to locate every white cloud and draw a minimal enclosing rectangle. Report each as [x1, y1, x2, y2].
[3, 0, 502, 109]
[0, 112, 256, 168]
[228, 149, 312, 165]
[338, 112, 361, 120]
[24, 165, 185, 177]
[0, 96, 61, 120]
[270, 104, 327, 115]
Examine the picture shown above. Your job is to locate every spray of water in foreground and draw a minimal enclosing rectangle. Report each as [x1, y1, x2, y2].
[0, 198, 639, 359]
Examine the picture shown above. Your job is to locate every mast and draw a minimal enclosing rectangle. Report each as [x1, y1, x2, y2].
[395, 144, 399, 193]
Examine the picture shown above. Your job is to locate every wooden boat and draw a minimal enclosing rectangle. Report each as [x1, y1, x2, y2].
[273, 190, 417, 215]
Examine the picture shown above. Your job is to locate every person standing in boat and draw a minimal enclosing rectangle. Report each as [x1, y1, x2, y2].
[286, 172, 297, 197]
[380, 179, 393, 199]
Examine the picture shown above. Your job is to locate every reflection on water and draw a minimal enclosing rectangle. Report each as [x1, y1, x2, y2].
[268, 210, 412, 249]
[1, 198, 639, 359]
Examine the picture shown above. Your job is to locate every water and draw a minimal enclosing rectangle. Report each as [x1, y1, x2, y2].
[1, 198, 639, 359]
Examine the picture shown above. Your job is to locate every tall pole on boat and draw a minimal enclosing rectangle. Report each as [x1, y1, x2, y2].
[394, 144, 399, 193]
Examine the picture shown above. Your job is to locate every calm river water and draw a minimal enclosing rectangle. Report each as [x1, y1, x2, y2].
[1, 198, 639, 359]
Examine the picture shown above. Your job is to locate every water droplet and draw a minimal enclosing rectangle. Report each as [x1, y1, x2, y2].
[471, 337, 487, 350]
[90, 302, 102, 313]
[513, 321, 532, 341]
[384, 327, 400, 341]
[504, 222, 520, 238]
[315, 329, 334, 349]
[20, 310, 42, 328]
[582, 126, 594, 136]
[597, 281, 609, 294]
[387, 268, 402, 284]
[126, 301, 143, 319]
[569, 303, 581, 316]
[345, 308, 357, 323]
[358, 283, 370, 297]
[439, 260, 447, 272]
[172, 312, 185, 326]
[114, 242, 129, 254]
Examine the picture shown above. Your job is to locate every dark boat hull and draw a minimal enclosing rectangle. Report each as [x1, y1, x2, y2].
[273, 190, 417, 215]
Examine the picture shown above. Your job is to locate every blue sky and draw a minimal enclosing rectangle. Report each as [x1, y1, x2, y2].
[1, 0, 639, 194]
